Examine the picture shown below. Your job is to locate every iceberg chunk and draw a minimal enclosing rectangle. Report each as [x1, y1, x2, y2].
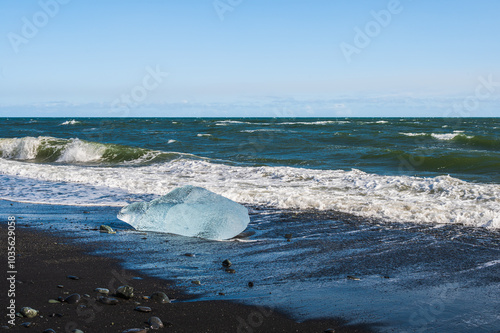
[117, 186, 250, 240]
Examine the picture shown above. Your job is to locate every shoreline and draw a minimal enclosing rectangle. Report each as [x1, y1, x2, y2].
[0, 223, 376, 333]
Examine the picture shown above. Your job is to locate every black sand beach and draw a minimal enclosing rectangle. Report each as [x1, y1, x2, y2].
[0, 223, 375, 332]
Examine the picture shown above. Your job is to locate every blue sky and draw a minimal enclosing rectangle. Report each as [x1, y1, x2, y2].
[0, 0, 499, 117]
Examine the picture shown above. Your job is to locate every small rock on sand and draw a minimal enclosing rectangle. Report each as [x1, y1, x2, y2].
[148, 316, 164, 329]
[99, 225, 116, 234]
[134, 306, 152, 313]
[116, 285, 134, 299]
[94, 288, 109, 294]
[64, 293, 81, 304]
[20, 307, 38, 318]
[347, 275, 360, 281]
[98, 296, 119, 305]
[222, 259, 232, 267]
[150, 291, 170, 304]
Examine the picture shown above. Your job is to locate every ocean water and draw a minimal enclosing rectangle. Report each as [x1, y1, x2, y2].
[1, 117, 499, 331]
[0, 117, 499, 228]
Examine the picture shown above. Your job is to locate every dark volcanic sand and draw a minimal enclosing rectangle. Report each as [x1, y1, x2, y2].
[0, 225, 375, 333]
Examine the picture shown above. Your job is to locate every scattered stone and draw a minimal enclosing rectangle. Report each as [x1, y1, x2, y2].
[284, 233, 293, 240]
[148, 316, 164, 329]
[222, 259, 232, 267]
[20, 307, 38, 318]
[49, 313, 63, 318]
[218, 292, 225, 296]
[225, 268, 236, 274]
[134, 306, 152, 313]
[94, 288, 109, 295]
[122, 329, 148, 333]
[67, 275, 79, 280]
[83, 294, 90, 298]
[191, 280, 201, 285]
[48, 299, 61, 304]
[347, 275, 360, 281]
[383, 275, 390, 279]
[142, 296, 150, 300]
[248, 281, 254, 288]
[57, 285, 64, 288]
[150, 291, 170, 304]
[98, 296, 119, 305]
[116, 285, 134, 299]
[183, 253, 195, 257]
[20, 322, 33, 328]
[324, 329, 336, 333]
[64, 293, 81, 304]
[72, 330, 84, 333]
[99, 225, 116, 234]
[43, 329, 56, 333]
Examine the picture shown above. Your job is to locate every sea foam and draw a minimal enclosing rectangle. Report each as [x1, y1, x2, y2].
[0, 155, 498, 229]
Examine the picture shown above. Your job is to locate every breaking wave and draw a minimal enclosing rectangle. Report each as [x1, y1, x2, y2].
[0, 137, 498, 229]
[0, 136, 189, 165]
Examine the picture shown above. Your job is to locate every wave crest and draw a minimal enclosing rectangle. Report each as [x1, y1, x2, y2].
[0, 136, 184, 165]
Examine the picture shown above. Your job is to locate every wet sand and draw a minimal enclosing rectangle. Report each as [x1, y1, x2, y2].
[0, 223, 375, 332]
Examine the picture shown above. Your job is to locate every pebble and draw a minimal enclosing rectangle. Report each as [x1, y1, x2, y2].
[347, 275, 360, 281]
[148, 316, 164, 329]
[150, 291, 170, 304]
[285, 233, 293, 240]
[183, 253, 195, 257]
[20, 307, 38, 318]
[48, 299, 61, 304]
[122, 329, 148, 333]
[324, 329, 336, 333]
[67, 275, 80, 280]
[57, 285, 64, 288]
[72, 330, 84, 333]
[42, 329, 56, 333]
[98, 296, 119, 305]
[225, 268, 236, 274]
[248, 281, 254, 288]
[99, 225, 116, 234]
[49, 313, 63, 318]
[191, 280, 201, 285]
[20, 322, 33, 328]
[134, 306, 152, 313]
[222, 259, 232, 267]
[64, 293, 81, 304]
[218, 292, 225, 296]
[95, 288, 109, 294]
[116, 285, 134, 299]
